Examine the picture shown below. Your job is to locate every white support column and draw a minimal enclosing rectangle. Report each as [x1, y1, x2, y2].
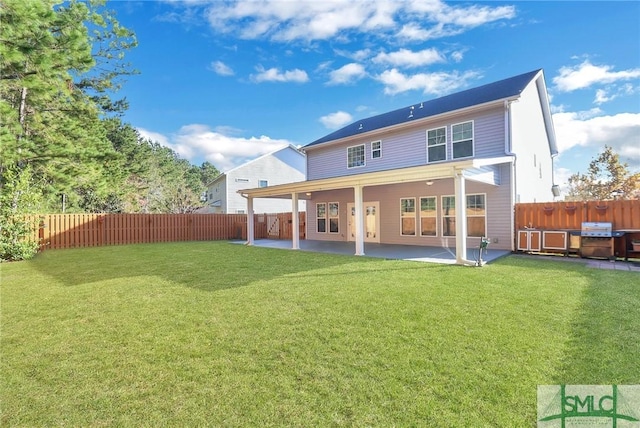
[247, 196, 254, 246]
[454, 171, 475, 266]
[354, 185, 365, 256]
[291, 192, 300, 250]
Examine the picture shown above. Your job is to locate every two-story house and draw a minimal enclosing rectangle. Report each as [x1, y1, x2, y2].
[238, 69, 558, 265]
[203, 144, 306, 214]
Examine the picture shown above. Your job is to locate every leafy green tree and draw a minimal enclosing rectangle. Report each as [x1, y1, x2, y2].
[566, 146, 640, 200]
[199, 161, 221, 187]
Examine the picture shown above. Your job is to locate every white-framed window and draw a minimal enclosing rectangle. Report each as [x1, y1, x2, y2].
[316, 203, 327, 233]
[427, 127, 446, 162]
[452, 121, 473, 159]
[400, 198, 416, 236]
[371, 140, 382, 159]
[441, 196, 456, 237]
[441, 194, 486, 237]
[328, 202, 339, 233]
[347, 144, 365, 168]
[258, 179, 268, 188]
[420, 196, 437, 236]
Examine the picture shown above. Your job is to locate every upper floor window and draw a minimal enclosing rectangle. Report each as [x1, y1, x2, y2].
[452, 121, 473, 159]
[258, 179, 268, 188]
[427, 127, 446, 163]
[371, 141, 382, 159]
[347, 144, 365, 168]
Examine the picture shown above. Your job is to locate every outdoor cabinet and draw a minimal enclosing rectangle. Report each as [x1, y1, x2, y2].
[542, 231, 567, 252]
[517, 230, 541, 252]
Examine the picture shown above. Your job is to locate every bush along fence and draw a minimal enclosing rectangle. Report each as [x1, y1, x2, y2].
[27, 212, 306, 251]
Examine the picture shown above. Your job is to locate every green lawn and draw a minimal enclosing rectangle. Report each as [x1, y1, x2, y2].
[1, 241, 638, 426]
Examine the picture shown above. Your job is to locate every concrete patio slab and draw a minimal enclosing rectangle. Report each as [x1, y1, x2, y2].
[235, 239, 511, 265]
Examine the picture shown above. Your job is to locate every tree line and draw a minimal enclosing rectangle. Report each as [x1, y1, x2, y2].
[1, 0, 219, 216]
[1, 0, 218, 260]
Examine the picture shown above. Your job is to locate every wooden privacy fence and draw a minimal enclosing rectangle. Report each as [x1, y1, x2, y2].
[515, 200, 640, 231]
[28, 212, 306, 251]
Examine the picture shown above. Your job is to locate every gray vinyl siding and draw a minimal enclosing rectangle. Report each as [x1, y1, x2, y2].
[305, 165, 513, 250]
[307, 106, 506, 181]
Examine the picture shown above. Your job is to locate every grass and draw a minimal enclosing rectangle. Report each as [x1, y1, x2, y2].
[1, 241, 639, 427]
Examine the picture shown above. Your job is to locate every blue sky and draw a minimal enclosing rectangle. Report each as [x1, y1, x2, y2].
[109, 0, 640, 192]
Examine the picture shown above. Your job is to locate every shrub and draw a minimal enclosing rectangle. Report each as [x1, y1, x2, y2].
[0, 166, 41, 261]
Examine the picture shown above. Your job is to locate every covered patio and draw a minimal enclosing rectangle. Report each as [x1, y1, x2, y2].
[240, 239, 511, 265]
[238, 156, 514, 266]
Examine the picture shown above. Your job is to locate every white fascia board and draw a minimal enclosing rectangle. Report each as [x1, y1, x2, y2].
[237, 156, 513, 199]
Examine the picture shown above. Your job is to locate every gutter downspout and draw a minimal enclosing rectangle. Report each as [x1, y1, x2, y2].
[505, 100, 517, 253]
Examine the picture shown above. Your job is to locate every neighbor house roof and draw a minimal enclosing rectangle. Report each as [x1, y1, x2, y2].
[305, 69, 545, 148]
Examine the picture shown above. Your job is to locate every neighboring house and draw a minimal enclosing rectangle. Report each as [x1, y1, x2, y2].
[203, 144, 306, 214]
[239, 69, 558, 265]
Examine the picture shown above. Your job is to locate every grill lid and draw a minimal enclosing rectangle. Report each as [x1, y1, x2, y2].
[581, 222, 612, 237]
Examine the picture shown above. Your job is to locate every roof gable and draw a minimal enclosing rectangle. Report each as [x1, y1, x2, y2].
[207, 144, 305, 186]
[306, 69, 542, 148]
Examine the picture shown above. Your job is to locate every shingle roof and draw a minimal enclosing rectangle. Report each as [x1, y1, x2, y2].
[306, 69, 542, 148]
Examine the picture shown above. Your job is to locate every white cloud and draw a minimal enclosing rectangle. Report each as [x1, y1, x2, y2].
[319, 111, 353, 129]
[553, 60, 640, 92]
[553, 111, 640, 170]
[250, 65, 309, 83]
[138, 128, 171, 147]
[138, 125, 294, 172]
[397, 2, 516, 40]
[327, 63, 367, 85]
[210, 60, 234, 76]
[372, 48, 445, 68]
[376, 68, 481, 96]
[334, 48, 372, 62]
[203, 0, 515, 43]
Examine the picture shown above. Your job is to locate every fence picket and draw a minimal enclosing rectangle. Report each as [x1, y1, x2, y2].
[28, 213, 305, 251]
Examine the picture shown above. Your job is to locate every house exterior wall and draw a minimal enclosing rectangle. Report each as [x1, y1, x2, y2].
[306, 164, 513, 250]
[510, 81, 555, 203]
[226, 148, 306, 214]
[206, 177, 227, 214]
[306, 106, 506, 180]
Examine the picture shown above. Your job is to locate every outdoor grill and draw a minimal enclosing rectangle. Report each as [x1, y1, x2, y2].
[579, 222, 623, 259]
